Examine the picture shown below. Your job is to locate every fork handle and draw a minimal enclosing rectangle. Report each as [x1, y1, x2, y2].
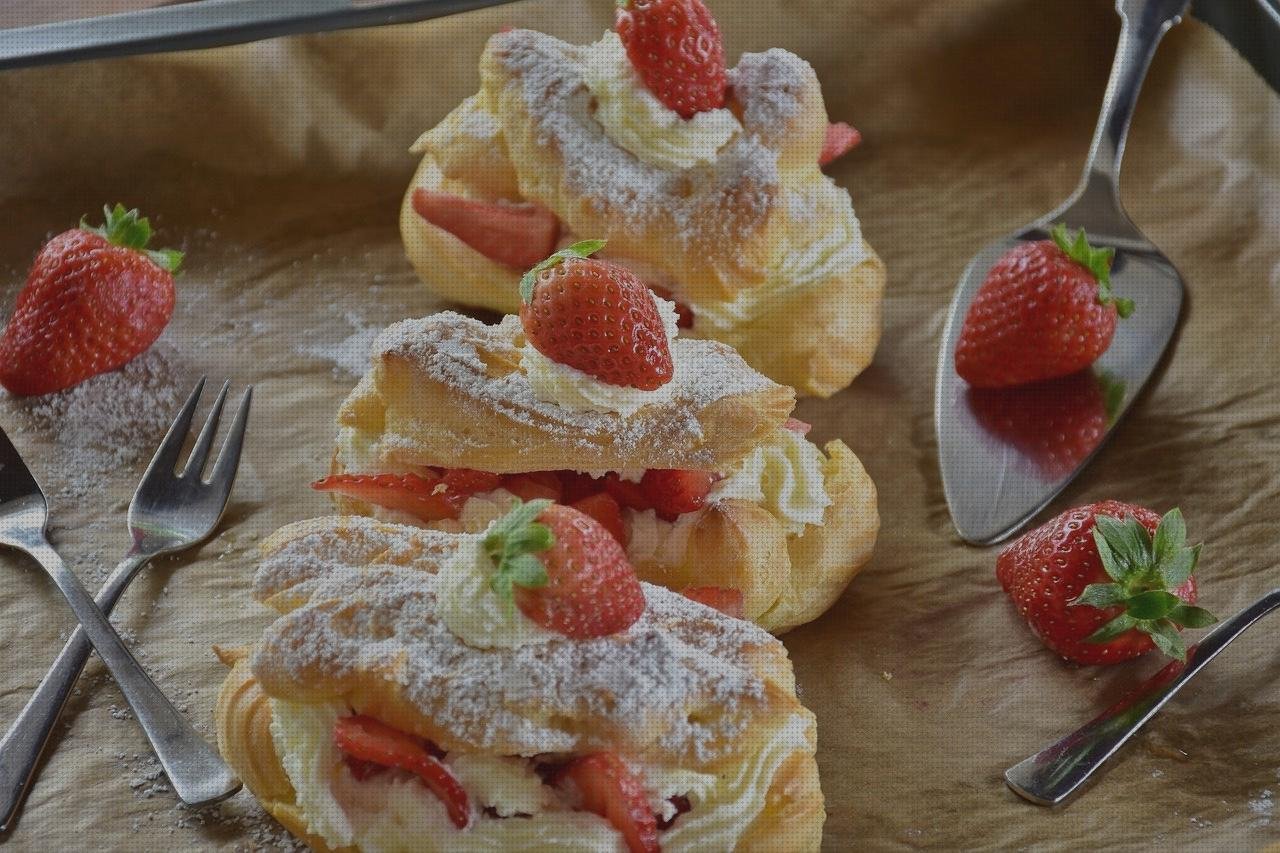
[7, 543, 239, 814]
[0, 552, 151, 830]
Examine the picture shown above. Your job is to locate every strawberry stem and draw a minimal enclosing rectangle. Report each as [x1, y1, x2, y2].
[483, 498, 555, 608]
[1070, 508, 1216, 661]
[519, 239, 607, 302]
[82, 203, 184, 273]
[1049, 223, 1131, 319]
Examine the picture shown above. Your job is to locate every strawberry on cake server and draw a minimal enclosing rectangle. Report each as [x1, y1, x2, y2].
[399, 0, 884, 397]
[317, 243, 878, 633]
[214, 513, 826, 851]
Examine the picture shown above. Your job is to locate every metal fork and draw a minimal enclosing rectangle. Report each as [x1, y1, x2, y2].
[0, 379, 249, 830]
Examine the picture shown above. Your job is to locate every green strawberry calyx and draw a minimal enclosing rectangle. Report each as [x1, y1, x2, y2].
[1071, 508, 1217, 661]
[518, 239, 607, 303]
[82, 203, 184, 274]
[483, 498, 555, 610]
[1050, 223, 1132, 319]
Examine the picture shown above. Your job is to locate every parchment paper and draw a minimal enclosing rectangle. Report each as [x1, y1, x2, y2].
[0, 1, 1278, 849]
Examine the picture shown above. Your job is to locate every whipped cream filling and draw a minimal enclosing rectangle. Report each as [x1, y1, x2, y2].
[436, 532, 560, 650]
[711, 427, 832, 535]
[519, 292, 682, 417]
[692, 181, 874, 331]
[270, 698, 811, 853]
[582, 31, 740, 170]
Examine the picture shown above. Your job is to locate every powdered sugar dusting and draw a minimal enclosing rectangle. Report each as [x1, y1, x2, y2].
[371, 312, 780, 467]
[490, 30, 784, 249]
[5, 344, 190, 497]
[251, 518, 779, 764]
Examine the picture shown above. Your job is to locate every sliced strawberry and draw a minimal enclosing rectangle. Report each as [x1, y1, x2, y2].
[486, 501, 645, 639]
[650, 285, 694, 329]
[557, 470, 605, 504]
[640, 469, 718, 522]
[818, 121, 862, 167]
[312, 472, 461, 521]
[571, 492, 628, 547]
[343, 755, 387, 781]
[442, 467, 503, 494]
[783, 417, 812, 435]
[602, 473, 654, 512]
[501, 471, 563, 503]
[680, 585, 744, 618]
[556, 753, 659, 853]
[519, 241, 673, 391]
[411, 189, 559, 270]
[333, 715, 471, 829]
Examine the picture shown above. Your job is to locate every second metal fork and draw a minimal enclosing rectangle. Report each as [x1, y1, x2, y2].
[0, 378, 251, 831]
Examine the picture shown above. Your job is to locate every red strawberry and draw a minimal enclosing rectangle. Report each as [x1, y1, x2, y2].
[641, 469, 718, 521]
[997, 502, 1216, 665]
[441, 467, 503, 495]
[411, 189, 559, 270]
[333, 715, 470, 828]
[0, 205, 180, 397]
[967, 371, 1123, 481]
[571, 491, 628, 547]
[650, 285, 694, 329]
[783, 417, 812, 436]
[818, 122, 862, 167]
[615, 0, 726, 120]
[955, 225, 1133, 389]
[501, 471, 564, 503]
[680, 585, 744, 618]
[558, 470, 605, 504]
[313, 472, 468, 521]
[555, 753, 658, 853]
[602, 473, 654, 512]
[484, 500, 645, 639]
[519, 241, 673, 391]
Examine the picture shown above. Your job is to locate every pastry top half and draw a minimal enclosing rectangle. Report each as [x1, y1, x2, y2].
[403, 27, 885, 396]
[222, 515, 825, 851]
[340, 310, 793, 475]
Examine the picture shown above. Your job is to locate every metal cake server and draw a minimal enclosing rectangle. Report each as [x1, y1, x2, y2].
[1006, 588, 1280, 805]
[935, 0, 1190, 545]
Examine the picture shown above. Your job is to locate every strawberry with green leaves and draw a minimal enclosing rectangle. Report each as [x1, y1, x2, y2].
[997, 501, 1216, 665]
[519, 240, 674, 391]
[956, 224, 1133, 389]
[615, 0, 727, 120]
[484, 499, 645, 639]
[0, 204, 181, 396]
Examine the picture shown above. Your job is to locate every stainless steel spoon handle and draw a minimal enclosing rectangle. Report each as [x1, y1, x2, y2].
[18, 543, 238, 810]
[1082, 0, 1190, 189]
[0, 551, 151, 831]
[1005, 588, 1280, 805]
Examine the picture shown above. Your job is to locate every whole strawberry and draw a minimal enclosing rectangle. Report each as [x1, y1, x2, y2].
[0, 204, 181, 396]
[997, 501, 1216, 665]
[955, 225, 1132, 389]
[519, 240, 673, 391]
[615, 0, 727, 119]
[484, 499, 646, 639]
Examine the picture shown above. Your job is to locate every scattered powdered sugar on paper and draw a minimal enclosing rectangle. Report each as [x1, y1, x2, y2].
[299, 311, 384, 379]
[251, 517, 781, 764]
[8, 344, 190, 493]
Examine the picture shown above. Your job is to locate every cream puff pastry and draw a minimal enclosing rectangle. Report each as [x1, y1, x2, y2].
[320, 296, 878, 634]
[215, 515, 825, 852]
[400, 12, 885, 397]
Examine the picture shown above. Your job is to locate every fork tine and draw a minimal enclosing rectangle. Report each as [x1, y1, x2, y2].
[181, 380, 230, 480]
[143, 377, 205, 479]
[207, 385, 252, 493]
